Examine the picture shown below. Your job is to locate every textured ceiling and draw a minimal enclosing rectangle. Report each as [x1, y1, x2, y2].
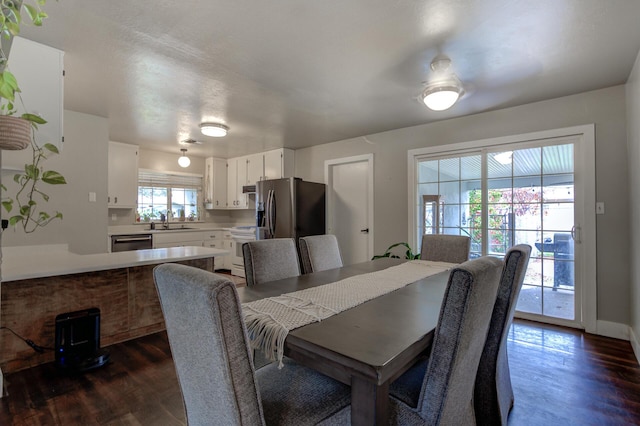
[18, 0, 640, 159]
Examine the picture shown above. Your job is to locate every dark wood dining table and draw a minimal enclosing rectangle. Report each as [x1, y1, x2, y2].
[237, 257, 450, 426]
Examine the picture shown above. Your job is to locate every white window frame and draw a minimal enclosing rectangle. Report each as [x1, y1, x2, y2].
[408, 125, 596, 332]
[137, 169, 204, 222]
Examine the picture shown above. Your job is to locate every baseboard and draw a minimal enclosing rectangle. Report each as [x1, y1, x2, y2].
[630, 327, 640, 365]
[596, 320, 630, 341]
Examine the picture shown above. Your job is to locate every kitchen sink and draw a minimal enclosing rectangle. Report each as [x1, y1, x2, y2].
[149, 226, 197, 231]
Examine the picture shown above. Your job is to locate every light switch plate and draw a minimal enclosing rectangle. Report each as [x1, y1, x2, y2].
[89, 192, 96, 202]
[596, 202, 605, 215]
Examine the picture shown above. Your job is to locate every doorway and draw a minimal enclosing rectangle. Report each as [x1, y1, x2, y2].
[408, 126, 596, 331]
[325, 154, 374, 265]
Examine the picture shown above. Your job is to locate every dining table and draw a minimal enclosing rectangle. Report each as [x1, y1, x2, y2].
[237, 257, 451, 426]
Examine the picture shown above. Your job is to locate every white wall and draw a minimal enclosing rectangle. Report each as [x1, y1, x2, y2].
[626, 51, 640, 357]
[295, 85, 630, 326]
[1, 110, 109, 254]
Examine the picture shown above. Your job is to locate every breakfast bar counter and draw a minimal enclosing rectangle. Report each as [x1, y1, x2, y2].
[1, 244, 228, 281]
[0, 245, 228, 373]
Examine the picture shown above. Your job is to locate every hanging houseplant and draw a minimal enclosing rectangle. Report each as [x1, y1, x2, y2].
[0, 0, 49, 149]
[0, 0, 66, 233]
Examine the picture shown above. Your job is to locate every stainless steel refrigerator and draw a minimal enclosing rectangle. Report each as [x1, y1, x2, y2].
[256, 177, 325, 240]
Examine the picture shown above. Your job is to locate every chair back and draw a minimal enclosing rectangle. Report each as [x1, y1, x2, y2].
[153, 263, 265, 425]
[298, 234, 343, 274]
[474, 244, 532, 425]
[242, 238, 301, 286]
[417, 256, 503, 425]
[420, 234, 471, 263]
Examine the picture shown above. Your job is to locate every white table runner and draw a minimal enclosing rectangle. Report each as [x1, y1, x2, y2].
[242, 260, 455, 367]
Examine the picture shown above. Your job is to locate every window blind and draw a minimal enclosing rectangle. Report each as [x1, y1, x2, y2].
[138, 169, 203, 189]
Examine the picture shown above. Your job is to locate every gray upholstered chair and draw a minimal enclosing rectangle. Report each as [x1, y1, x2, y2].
[242, 238, 301, 286]
[474, 244, 532, 426]
[298, 234, 343, 274]
[153, 263, 350, 426]
[420, 234, 471, 264]
[326, 256, 503, 425]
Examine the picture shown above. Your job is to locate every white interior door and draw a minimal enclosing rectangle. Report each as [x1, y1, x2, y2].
[325, 154, 374, 265]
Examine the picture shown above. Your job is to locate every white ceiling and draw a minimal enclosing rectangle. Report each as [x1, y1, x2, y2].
[18, 0, 640, 159]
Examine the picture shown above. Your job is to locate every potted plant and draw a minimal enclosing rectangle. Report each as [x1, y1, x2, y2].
[372, 242, 420, 260]
[0, 0, 66, 233]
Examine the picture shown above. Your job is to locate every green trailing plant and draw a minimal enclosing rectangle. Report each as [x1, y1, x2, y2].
[1, 141, 65, 232]
[372, 242, 420, 260]
[0, 0, 66, 233]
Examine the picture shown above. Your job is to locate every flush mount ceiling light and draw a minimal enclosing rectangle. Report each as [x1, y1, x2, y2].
[421, 56, 464, 111]
[200, 122, 229, 137]
[178, 148, 191, 168]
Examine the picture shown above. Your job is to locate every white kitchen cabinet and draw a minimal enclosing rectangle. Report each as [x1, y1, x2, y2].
[8, 37, 64, 151]
[263, 148, 294, 180]
[152, 230, 207, 248]
[222, 231, 234, 270]
[154, 240, 204, 249]
[204, 157, 227, 209]
[202, 230, 227, 270]
[202, 230, 223, 245]
[246, 153, 263, 185]
[108, 142, 139, 208]
[227, 157, 248, 209]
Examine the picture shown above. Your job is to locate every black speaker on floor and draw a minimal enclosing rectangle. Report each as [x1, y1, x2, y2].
[55, 307, 110, 372]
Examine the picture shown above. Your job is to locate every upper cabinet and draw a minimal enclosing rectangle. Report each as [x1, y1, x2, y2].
[108, 142, 139, 208]
[246, 153, 263, 185]
[205, 148, 294, 210]
[204, 157, 227, 209]
[227, 157, 248, 209]
[244, 148, 295, 185]
[264, 148, 294, 180]
[9, 37, 64, 151]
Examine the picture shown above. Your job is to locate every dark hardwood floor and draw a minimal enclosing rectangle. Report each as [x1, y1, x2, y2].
[1, 319, 639, 425]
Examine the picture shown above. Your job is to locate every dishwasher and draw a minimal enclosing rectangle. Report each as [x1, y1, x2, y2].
[110, 234, 153, 252]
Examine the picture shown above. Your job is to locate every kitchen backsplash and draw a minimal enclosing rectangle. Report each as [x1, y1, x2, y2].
[108, 206, 256, 228]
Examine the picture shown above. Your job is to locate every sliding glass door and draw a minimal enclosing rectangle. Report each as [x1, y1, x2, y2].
[413, 137, 579, 324]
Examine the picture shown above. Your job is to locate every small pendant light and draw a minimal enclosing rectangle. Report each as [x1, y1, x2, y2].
[178, 148, 191, 168]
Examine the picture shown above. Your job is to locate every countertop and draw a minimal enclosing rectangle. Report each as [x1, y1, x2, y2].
[108, 225, 229, 236]
[1, 244, 229, 282]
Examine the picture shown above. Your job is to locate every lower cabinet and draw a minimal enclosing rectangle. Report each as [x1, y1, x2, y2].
[222, 231, 234, 271]
[152, 230, 233, 272]
[152, 231, 208, 249]
[203, 231, 231, 271]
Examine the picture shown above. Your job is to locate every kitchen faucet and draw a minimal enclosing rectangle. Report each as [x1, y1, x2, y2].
[160, 213, 169, 229]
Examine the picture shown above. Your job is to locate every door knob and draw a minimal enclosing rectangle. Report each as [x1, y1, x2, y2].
[360, 228, 369, 233]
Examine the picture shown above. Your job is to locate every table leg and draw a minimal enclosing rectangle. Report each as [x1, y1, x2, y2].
[350, 376, 389, 426]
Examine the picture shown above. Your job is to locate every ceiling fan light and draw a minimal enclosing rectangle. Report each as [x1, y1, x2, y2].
[422, 85, 461, 111]
[421, 55, 464, 111]
[178, 148, 191, 168]
[200, 122, 229, 137]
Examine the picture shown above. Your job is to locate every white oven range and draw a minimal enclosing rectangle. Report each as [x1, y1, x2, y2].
[229, 226, 257, 277]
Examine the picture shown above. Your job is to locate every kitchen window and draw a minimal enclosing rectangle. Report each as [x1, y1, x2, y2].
[137, 169, 203, 222]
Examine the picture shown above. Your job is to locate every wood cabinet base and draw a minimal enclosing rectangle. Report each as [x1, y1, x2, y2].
[0, 258, 213, 373]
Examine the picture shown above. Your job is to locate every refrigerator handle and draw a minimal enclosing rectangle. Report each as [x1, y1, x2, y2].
[268, 189, 276, 237]
[264, 189, 272, 238]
